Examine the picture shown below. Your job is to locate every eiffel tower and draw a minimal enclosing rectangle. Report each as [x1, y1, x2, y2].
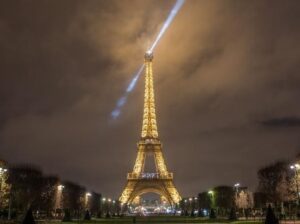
[119, 51, 181, 206]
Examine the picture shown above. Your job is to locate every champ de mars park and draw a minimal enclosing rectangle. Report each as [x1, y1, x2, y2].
[0, 0, 299, 224]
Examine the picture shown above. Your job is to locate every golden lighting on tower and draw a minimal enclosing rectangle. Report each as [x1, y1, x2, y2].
[119, 53, 181, 207]
[141, 51, 158, 139]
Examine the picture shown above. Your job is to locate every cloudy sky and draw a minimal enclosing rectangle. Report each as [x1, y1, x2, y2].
[0, 0, 299, 198]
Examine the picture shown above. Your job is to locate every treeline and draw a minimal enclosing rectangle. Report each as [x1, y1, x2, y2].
[181, 158, 300, 220]
[0, 162, 105, 220]
[180, 186, 253, 219]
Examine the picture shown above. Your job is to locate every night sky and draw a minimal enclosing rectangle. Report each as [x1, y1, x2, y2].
[0, 0, 300, 198]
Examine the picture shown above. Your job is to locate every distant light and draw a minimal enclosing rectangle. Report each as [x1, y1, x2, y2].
[234, 183, 240, 187]
[291, 164, 300, 170]
[86, 192, 92, 197]
[102, 198, 106, 201]
[208, 190, 214, 195]
[58, 185, 64, 190]
[189, 198, 192, 201]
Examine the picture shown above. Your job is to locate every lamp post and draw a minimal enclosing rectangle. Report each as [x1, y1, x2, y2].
[194, 197, 198, 212]
[234, 183, 240, 207]
[56, 185, 64, 208]
[85, 192, 92, 210]
[234, 183, 240, 191]
[189, 197, 192, 213]
[102, 197, 107, 215]
[108, 198, 112, 215]
[208, 190, 214, 209]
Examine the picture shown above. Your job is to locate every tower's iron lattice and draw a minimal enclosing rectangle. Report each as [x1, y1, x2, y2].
[119, 52, 181, 206]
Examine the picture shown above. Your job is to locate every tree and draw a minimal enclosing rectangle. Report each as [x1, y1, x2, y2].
[190, 209, 195, 217]
[40, 176, 59, 217]
[209, 208, 216, 219]
[213, 186, 235, 216]
[0, 160, 10, 211]
[22, 208, 35, 224]
[265, 205, 279, 224]
[62, 181, 86, 217]
[90, 192, 101, 217]
[62, 209, 72, 222]
[228, 207, 237, 220]
[198, 192, 211, 210]
[254, 192, 268, 209]
[257, 161, 292, 205]
[7, 165, 44, 212]
[84, 210, 91, 220]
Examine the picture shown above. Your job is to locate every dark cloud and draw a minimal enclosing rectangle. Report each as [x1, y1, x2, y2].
[262, 117, 300, 128]
[0, 0, 300, 198]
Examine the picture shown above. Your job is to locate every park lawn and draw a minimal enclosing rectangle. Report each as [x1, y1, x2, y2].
[50, 217, 264, 224]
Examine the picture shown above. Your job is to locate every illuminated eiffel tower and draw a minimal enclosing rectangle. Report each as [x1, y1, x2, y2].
[119, 51, 181, 206]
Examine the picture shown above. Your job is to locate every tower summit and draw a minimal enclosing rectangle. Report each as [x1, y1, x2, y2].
[119, 52, 181, 207]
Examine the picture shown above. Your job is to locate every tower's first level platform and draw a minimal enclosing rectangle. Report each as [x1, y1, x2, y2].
[127, 172, 173, 180]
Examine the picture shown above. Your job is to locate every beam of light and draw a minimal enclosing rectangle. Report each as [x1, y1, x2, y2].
[111, 65, 144, 119]
[126, 65, 145, 93]
[111, 0, 185, 119]
[149, 0, 185, 52]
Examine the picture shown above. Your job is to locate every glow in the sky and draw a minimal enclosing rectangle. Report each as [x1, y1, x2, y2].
[111, 0, 185, 119]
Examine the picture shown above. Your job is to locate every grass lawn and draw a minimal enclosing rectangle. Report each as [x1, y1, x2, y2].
[44, 217, 263, 224]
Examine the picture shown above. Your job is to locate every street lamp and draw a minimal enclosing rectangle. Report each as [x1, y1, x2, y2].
[85, 192, 92, 210]
[234, 183, 240, 197]
[208, 190, 215, 209]
[0, 168, 8, 173]
[58, 185, 65, 190]
[234, 183, 240, 188]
